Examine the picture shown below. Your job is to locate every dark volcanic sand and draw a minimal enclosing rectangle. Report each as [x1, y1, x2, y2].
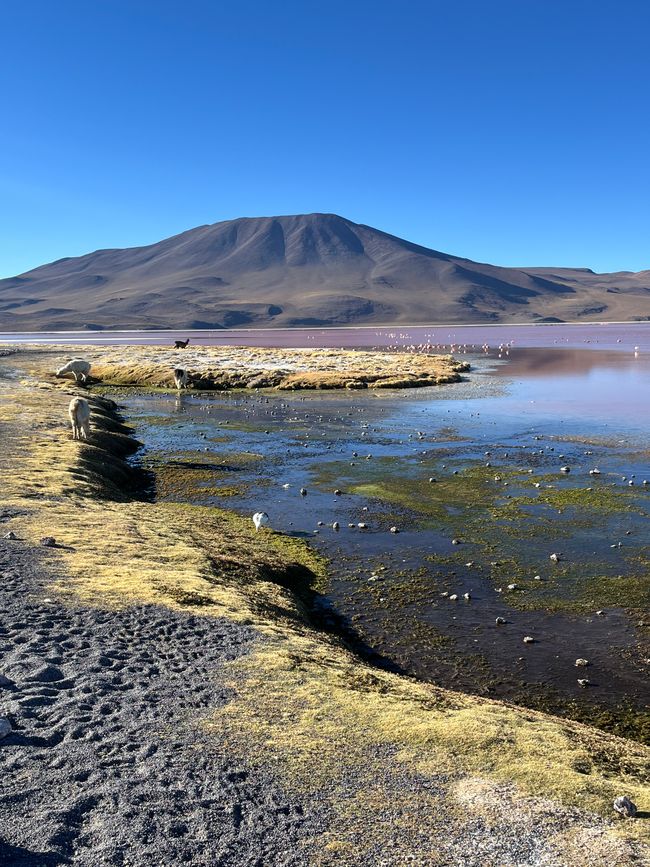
[0, 527, 317, 866]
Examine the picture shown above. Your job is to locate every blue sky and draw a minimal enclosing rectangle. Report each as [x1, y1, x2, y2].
[1, 0, 649, 277]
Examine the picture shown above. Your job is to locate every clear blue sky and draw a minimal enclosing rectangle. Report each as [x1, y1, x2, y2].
[2, 0, 649, 277]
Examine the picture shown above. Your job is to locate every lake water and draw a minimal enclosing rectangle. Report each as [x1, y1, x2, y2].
[102, 328, 650, 742]
[1, 321, 650, 351]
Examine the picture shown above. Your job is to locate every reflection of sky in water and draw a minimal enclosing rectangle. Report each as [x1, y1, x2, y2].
[409, 349, 650, 441]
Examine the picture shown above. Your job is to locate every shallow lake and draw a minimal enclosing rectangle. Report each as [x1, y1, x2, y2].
[106, 331, 650, 742]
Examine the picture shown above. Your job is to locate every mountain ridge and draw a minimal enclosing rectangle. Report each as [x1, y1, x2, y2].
[1, 213, 648, 330]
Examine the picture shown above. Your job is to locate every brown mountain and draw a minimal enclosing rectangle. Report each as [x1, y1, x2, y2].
[0, 213, 648, 330]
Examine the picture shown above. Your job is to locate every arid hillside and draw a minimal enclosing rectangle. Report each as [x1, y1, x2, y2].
[1, 213, 649, 329]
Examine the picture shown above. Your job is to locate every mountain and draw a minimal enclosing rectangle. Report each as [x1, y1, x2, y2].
[1, 213, 648, 330]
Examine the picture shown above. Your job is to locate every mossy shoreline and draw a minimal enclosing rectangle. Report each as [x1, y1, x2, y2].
[2, 350, 649, 862]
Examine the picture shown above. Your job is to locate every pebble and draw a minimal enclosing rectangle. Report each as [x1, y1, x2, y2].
[507, 583, 517, 591]
[389, 526, 399, 534]
[451, 538, 461, 545]
[334, 489, 342, 496]
[560, 466, 570, 473]
[613, 796, 637, 818]
[299, 488, 307, 496]
[523, 636, 535, 644]
[463, 592, 471, 600]
[448, 594, 458, 601]
[575, 658, 589, 667]
[3, 532, 17, 540]
[40, 536, 56, 547]
[495, 617, 506, 625]
[332, 522, 340, 530]
[357, 523, 367, 530]
[549, 553, 560, 562]
[577, 678, 590, 687]
[428, 478, 436, 483]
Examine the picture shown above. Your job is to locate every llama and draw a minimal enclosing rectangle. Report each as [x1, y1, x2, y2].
[174, 339, 190, 349]
[56, 358, 91, 383]
[173, 367, 189, 390]
[68, 397, 91, 440]
[252, 512, 269, 531]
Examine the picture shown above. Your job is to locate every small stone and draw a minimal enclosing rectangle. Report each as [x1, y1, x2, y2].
[357, 523, 367, 529]
[299, 488, 307, 496]
[596, 610, 605, 616]
[441, 591, 449, 597]
[451, 538, 461, 545]
[589, 468, 601, 476]
[463, 592, 471, 600]
[613, 796, 637, 818]
[389, 526, 399, 534]
[3, 532, 17, 540]
[40, 536, 57, 548]
[507, 583, 517, 591]
[334, 489, 342, 496]
[577, 678, 590, 687]
[317, 521, 324, 526]
[449, 594, 458, 601]
[428, 478, 436, 483]
[549, 553, 560, 562]
[0, 718, 11, 739]
[332, 522, 340, 530]
[575, 658, 589, 667]
[533, 575, 542, 581]
[495, 617, 506, 625]
[560, 466, 571, 473]
[523, 636, 535, 644]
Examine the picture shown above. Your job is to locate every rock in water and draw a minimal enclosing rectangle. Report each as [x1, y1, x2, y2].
[252, 512, 269, 531]
[613, 796, 637, 818]
[575, 658, 589, 667]
[3, 531, 17, 540]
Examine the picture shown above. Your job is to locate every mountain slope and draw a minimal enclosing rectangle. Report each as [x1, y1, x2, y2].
[1, 213, 648, 330]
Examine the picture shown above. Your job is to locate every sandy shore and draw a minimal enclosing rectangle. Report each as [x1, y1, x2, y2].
[0, 349, 648, 865]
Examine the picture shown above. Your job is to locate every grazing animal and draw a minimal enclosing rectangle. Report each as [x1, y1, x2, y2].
[174, 339, 190, 349]
[68, 397, 91, 440]
[173, 368, 189, 390]
[56, 358, 91, 383]
[253, 512, 269, 531]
